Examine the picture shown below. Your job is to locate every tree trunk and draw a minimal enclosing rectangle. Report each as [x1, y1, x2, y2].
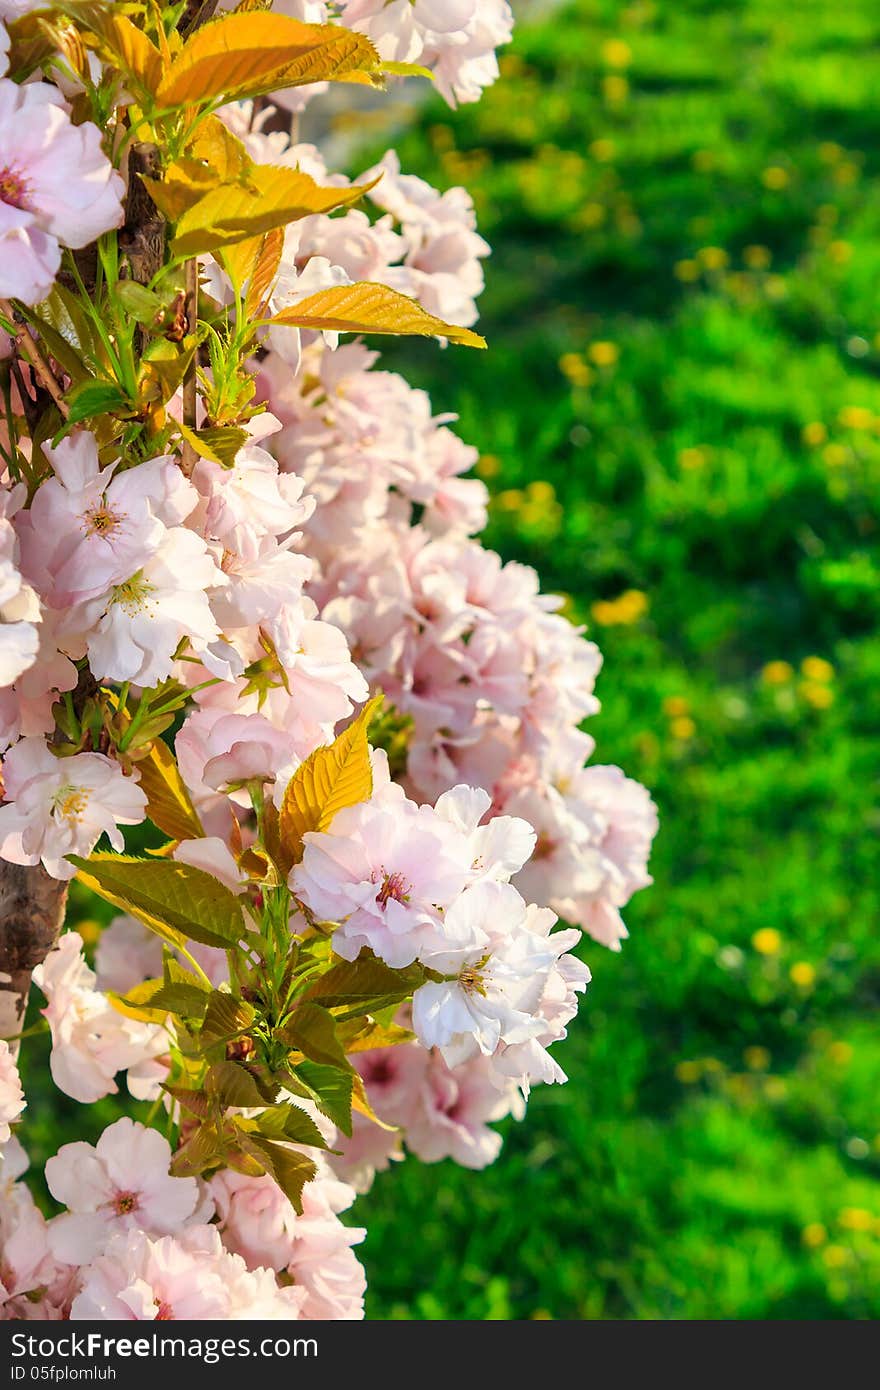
[0, 863, 67, 1055]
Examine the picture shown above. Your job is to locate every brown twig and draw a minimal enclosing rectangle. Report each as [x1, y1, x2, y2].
[0, 864, 68, 1055]
[0, 300, 69, 420]
[180, 258, 199, 476]
[178, 0, 219, 37]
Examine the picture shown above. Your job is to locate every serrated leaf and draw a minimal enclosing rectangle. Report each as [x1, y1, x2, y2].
[278, 1001, 351, 1070]
[115, 281, 167, 327]
[339, 1019, 415, 1054]
[206, 1060, 264, 1108]
[148, 981, 211, 1018]
[381, 61, 434, 79]
[177, 421, 248, 467]
[201, 994, 256, 1046]
[236, 1134, 317, 1214]
[133, 736, 204, 842]
[107, 977, 167, 1026]
[137, 335, 197, 407]
[294, 1060, 354, 1137]
[169, 1125, 222, 1178]
[249, 1103, 328, 1150]
[65, 378, 128, 425]
[69, 853, 246, 951]
[245, 227, 284, 319]
[352, 1069, 398, 1131]
[280, 696, 380, 864]
[303, 953, 424, 1011]
[269, 281, 486, 349]
[164, 1086, 212, 1120]
[171, 166, 378, 258]
[156, 13, 381, 108]
[69, 7, 165, 95]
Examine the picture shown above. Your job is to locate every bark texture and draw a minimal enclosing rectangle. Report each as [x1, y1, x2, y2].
[0, 864, 67, 1052]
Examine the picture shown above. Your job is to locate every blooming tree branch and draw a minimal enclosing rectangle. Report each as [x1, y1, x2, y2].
[0, 0, 657, 1322]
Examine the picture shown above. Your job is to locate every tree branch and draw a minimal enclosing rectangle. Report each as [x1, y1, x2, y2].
[0, 301, 69, 421]
[0, 863, 67, 1055]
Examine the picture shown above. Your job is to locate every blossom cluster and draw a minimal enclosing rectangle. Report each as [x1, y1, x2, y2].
[0, 0, 656, 1323]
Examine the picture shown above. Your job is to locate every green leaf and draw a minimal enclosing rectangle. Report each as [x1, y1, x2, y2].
[148, 981, 211, 1018]
[65, 378, 128, 425]
[164, 1086, 212, 1119]
[250, 1103, 328, 1150]
[69, 853, 247, 951]
[236, 1134, 317, 1214]
[169, 1125, 222, 1178]
[295, 1061, 354, 1137]
[206, 1060, 265, 1109]
[176, 421, 248, 468]
[201, 993, 257, 1046]
[115, 281, 166, 327]
[304, 953, 425, 1012]
[278, 1001, 351, 1070]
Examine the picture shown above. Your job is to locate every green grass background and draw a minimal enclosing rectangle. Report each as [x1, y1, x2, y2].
[31, 0, 880, 1321]
[345, 0, 880, 1319]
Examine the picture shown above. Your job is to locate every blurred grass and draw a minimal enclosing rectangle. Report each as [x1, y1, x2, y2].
[33, 0, 880, 1322]
[344, 0, 880, 1318]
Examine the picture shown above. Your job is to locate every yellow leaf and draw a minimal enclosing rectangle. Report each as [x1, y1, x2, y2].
[280, 696, 381, 864]
[340, 1019, 415, 1054]
[142, 121, 255, 223]
[188, 114, 253, 185]
[79, 9, 165, 95]
[245, 227, 285, 319]
[269, 282, 487, 348]
[171, 166, 380, 258]
[133, 737, 204, 843]
[220, 234, 264, 296]
[107, 977, 168, 1026]
[156, 13, 381, 109]
[351, 1071, 398, 1131]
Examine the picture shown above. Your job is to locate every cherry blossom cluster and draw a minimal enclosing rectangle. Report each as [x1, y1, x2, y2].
[0, 0, 657, 1323]
[220, 0, 513, 109]
[0, 1117, 365, 1320]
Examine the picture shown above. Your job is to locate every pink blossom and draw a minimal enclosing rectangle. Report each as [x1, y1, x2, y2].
[411, 880, 576, 1072]
[21, 433, 196, 607]
[0, 1040, 24, 1144]
[32, 933, 166, 1103]
[291, 793, 473, 967]
[190, 710, 297, 792]
[0, 78, 124, 304]
[46, 1118, 204, 1264]
[76, 527, 226, 688]
[0, 505, 39, 689]
[211, 1164, 366, 1319]
[0, 739, 146, 880]
[69, 1227, 268, 1321]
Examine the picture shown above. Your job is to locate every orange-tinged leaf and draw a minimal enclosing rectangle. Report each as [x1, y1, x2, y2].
[80, 10, 165, 94]
[171, 166, 380, 258]
[280, 696, 381, 863]
[269, 282, 487, 348]
[352, 1071, 398, 1131]
[156, 12, 380, 108]
[188, 115, 253, 185]
[133, 737, 204, 843]
[246, 227, 285, 319]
